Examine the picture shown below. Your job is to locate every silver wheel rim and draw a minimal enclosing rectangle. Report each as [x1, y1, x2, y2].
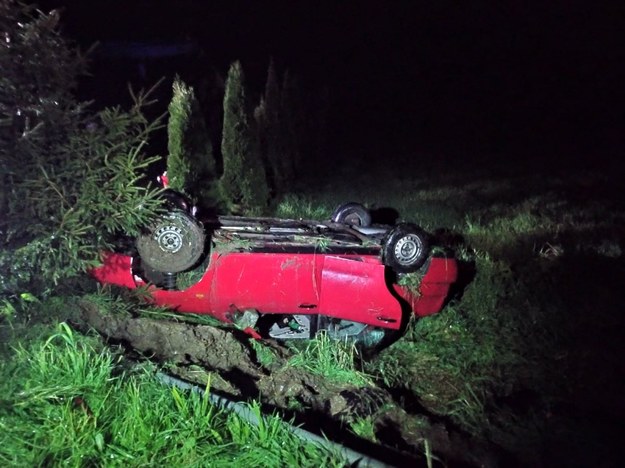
[154, 225, 184, 253]
[394, 234, 422, 265]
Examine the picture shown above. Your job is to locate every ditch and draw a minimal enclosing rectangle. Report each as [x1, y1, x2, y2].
[72, 298, 506, 467]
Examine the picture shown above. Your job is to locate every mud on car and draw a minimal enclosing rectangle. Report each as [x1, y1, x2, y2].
[92, 197, 458, 349]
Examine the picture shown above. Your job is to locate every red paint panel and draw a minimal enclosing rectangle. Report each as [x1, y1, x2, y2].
[90, 252, 136, 288]
[394, 257, 459, 317]
[91, 250, 458, 329]
[319, 256, 403, 329]
[210, 252, 321, 314]
[91, 252, 216, 316]
[423, 257, 459, 283]
[149, 265, 216, 316]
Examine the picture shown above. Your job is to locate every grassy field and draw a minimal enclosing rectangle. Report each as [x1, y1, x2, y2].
[2, 154, 624, 466]
[277, 154, 625, 465]
[0, 322, 345, 467]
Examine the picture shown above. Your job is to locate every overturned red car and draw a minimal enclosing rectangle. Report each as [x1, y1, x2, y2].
[92, 201, 458, 348]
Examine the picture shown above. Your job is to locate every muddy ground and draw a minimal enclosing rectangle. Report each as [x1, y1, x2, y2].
[73, 299, 507, 467]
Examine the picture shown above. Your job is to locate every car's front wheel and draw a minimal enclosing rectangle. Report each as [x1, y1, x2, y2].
[136, 210, 205, 274]
[382, 223, 429, 273]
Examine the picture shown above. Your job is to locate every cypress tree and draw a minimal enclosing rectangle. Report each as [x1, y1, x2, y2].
[219, 61, 268, 215]
[166, 76, 216, 201]
[253, 95, 270, 195]
[262, 58, 287, 193]
[280, 69, 303, 178]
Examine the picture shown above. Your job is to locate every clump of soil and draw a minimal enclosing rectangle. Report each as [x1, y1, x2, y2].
[74, 299, 505, 467]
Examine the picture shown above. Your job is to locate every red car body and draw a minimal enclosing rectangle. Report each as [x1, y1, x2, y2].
[93, 238, 458, 334]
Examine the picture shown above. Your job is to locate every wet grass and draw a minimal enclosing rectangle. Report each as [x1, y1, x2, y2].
[3, 155, 623, 465]
[287, 332, 372, 387]
[282, 156, 625, 464]
[0, 322, 345, 467]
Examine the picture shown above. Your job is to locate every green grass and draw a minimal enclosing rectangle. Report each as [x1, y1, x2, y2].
[369, 226, 557, 437]
[348, 416, 377, 441]
[4, 157, 623, 465]
[283, 158, 625, 462]
[287, 332, 372, 387]
[87, 286, 226, 327]
[274, 194, 332, 220]
[397, 271, 424, 295]
[250, 339, 279, 368]
[0, 322, 345, 467]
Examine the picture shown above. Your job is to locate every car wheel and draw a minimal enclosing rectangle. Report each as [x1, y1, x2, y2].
[382, 223, 429, 273]
[331, 202, 372, 227]
[136, 210, 205, 273]
[162, 189, 193, 213]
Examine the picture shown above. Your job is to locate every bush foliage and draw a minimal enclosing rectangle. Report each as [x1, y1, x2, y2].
[0, 1, 163, 294]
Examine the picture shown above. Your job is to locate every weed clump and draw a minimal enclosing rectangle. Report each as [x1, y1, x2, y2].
[288, 332, 372, 387]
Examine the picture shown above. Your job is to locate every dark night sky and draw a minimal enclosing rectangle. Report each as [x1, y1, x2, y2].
[35, 0, 625, 165]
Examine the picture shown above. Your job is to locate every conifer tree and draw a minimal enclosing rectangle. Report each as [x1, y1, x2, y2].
[1, 3, 84, 214]
[219, 61, 268, 215]
[166, 76, 216, 201]
[262, 58, 288, 193]
[253, 95, 269, 191]
[280, 69, 304, 178]
[0, 1, 163, 294]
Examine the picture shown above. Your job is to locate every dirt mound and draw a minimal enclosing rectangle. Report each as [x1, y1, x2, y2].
[74, 299, 505, 467]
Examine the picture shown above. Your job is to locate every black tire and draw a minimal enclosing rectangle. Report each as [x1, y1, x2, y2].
[331, 202, 372, 227]
[382, 223, 429, 273]
[162, 189, 193, 213]
[136, 210, 205, 273]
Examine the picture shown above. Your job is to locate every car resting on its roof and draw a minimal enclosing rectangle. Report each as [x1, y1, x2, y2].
[91, 200, 458, 349]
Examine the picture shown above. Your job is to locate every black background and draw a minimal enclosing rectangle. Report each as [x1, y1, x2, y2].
[35, 0, 625, 168]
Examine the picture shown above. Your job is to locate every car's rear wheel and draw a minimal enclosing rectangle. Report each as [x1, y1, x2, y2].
[331, 202, 372, 227]
[382, 223, 429, 273]
[136, 210, 205, 273]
